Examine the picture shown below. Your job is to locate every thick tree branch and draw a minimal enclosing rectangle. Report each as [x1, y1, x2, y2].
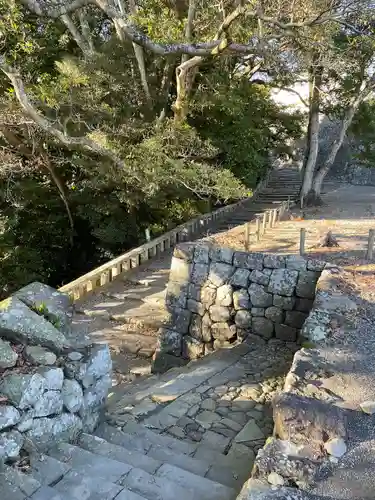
[21, 0, 345, 58]
[78, 9, 95, 52]
[127, 0, 153, 107]
[181, 0, 196, 63]
[61, 13, 94, 56]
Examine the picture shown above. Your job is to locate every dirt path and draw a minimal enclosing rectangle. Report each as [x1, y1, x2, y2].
[209, 184, 375, 273]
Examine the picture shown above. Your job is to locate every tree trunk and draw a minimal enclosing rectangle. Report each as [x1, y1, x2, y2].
[300, 72, 314, 177]
[172, 56, 201, 123]
[119, 0, 153, 109]
[300, 65, 322, 207]
[310, 91, 366, 204]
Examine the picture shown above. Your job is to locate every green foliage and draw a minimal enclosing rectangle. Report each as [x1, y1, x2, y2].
[349, 100, 375, 167]
[0, 1, 303, 298]
[191, 72, 304, 186]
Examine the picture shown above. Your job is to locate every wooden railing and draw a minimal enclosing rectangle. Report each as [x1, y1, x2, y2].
[59, 193, 262, 301]
[59, 161, 283, 301]
[243, 197, 291, 251]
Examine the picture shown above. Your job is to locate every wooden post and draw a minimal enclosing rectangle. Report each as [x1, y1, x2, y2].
[272, 209, 277, 226]
[245, 222, 250, 251]
[366, 229, 375, 259]
[262, 212, 267, 235]
[255, 217, 260, 242]
[299, 228, 306, 256]
[267, 210, 273, 229]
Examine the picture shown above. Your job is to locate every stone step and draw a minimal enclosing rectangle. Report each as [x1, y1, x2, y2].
[146, 443, 210, 478]
[29, 485, 76, 500]
[95, 423, 197, 457]
[0, 465, 41, 499]
[29, 453, 71, 486]
[120, 465, 236, 500]
[78, 433, 161, 474]
[53, 470, 124, 500]
[119, 467, 195, 500]
[154, 463, 236, 500]
[118, 421, 198, 455]
[47, 442, 133, 483]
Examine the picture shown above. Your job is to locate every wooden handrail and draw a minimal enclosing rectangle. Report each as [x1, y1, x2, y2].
[59, 196, 252, 301]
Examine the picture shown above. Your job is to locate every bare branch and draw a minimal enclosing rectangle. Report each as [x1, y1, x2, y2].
[78, 9, 95, 52]
[19, 0, 90, 17]
[271, 86, 309, 108]
[181, 0, 196, 63]
[61, 13, 94, 56]
[127, 0, 153, 106]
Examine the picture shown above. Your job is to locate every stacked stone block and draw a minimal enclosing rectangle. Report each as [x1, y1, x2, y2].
[157, 244, 326, 367]
[0, 282, 111, 462]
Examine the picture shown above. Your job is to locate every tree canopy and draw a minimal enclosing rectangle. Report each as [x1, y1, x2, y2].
[1, 0, 374, 296]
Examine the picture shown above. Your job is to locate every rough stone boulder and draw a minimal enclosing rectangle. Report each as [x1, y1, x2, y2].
[268, 269, 299, 297]
[13, 282, 73, 334]
[0, 338, 18, 369]
[0, 297, 70, 353]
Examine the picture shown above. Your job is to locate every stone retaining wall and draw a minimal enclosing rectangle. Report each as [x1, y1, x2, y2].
[0, 282, 111, 462]
[155, 244, 327, 370]
[237, 264, 360, 499]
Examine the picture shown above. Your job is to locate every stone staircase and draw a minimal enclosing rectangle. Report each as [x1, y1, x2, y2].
[71, 164, 302, 383]
[5, 338, 294, 500]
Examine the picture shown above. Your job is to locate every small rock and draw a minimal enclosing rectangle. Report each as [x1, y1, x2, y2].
[0, 406, 21, 431]
[0, 338, 18, 369]
[195, 410, 221, 428]
[67, 351, 83, 362]
[38, 367, 64, 391]
[360, 401, 375, 415]
[25, 345, 57, 365]
[268, 472, 285, 486]
[62, 379, 84, 413]
[201, 399, 216, 411]
[33, 390, 63, 417]
[0, 430, 24, 459]
[324, 438, 347, 458]
[168, 426, 186, 439]
[235, 419, 264, 442]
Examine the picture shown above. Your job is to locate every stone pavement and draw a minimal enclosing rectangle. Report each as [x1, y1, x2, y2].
[106, 336, 296, 490]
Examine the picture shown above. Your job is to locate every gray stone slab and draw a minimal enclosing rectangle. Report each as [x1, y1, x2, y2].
[235, 420, 264, 443]
[147, 444, 210, 477]
[29, 486, 76, 500]
[2, 465, 41, 497]
[121, 467, 193, 500]
[156, 463, 236, 500]
[114, 489, 148, 500]
[29, 453, 71, 486]
[121, 421, 197, 455]
[201, 430, 231, 453]
[206, 463, 251, 490]
[47, 442, 132, 483]
[96, 423, 152, 455]
[53, 470, 122, 500]
[78, 433, 160, 474]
